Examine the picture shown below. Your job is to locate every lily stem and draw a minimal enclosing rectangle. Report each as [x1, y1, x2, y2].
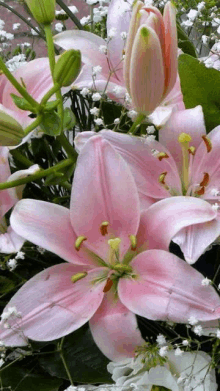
[129, 113, 146, 135]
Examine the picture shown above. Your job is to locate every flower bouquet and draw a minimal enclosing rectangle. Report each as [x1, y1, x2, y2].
[0, 0, 220, 390]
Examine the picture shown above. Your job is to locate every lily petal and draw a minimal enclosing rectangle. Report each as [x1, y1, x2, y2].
[0, 225, 25, 254]
[0, 147, 16, 218]
[89, 293, 143, 361]
[137, 196, 217, 250]
[10, 199, 95, 266]
[0, 264, 105, 346]
[70, 136, 140, 259]
[118, 250, 220, 322]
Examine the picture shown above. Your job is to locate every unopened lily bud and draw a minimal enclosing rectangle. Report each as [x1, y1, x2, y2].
[25, 0, 55, 24]
[0, 111, 24, 146]
[54, 50, 81, 87]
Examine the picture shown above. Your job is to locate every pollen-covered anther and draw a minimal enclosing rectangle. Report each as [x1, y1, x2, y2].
[129, 234, 137, 251]
[158, 171, 169, 190]
[199, 172, 210, 187]
[202, 135, 212, 153]
[188, 146, 196, 155]
[74, 236, 87, 251]
[178, 132, 192, 144]
[103, 278, 113, 293]
[100, 221, 109, 236]
[71, 272, 88, 283]
[157, 152, 169, 161]
[108, 238, 121, 251]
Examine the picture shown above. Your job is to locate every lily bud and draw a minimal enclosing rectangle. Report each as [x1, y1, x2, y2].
[54, 50, 81, 87]
[123, 1, 178, 115]
[0, 111, 24, 146]
[25, 0, 55, 24]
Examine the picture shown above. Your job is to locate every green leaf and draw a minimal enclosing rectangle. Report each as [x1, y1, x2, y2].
[44, 100, 60, 112]
[40, 112, 61, 136]
[0, 275, 15, 294]
[63, 107, 76, 130]
[39, 324, 113, 384]
[10, 94, 36, 112]
[178, 54, 220, 132]
[0, 365, 62, 391]
[177, 22, 197, 58]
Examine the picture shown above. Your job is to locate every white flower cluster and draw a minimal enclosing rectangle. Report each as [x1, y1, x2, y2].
[0, 306, 21, 329]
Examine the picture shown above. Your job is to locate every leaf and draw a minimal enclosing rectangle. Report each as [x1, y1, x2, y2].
[178, 54, 220, 132]
[0, 365, 62, 391]
[40, 112, 61, 136]
[39, 324, 113, 384]
[10, 94, 36, 112]
[63, 107, 76, 130]
[177, 22, 197, 58]
[44, 100, 60, 112]
[0, 275, 15, 294]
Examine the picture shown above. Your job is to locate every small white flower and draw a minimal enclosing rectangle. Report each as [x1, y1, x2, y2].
[146, 125, 155, 134]
[188, 316, 198, 326]
[7, 258, 17, 271]
[210, 188, 220, 196]
[108, 28, 117, 38]
[99, 45, 107, 54]
[13, 23, 21, 30]
[114, 118, 120, 125]
[80, 16, 90, 26]
[182, 339, 189, 346]
[216, 329, 220, 338]
[201, 277, 212, 286]
[31, 28, 39, 36]
[156, 334, 166, 346]
[127, 110, 138, 120]
[120, 31, 127, 40]
[92, 65, 102, 76]
[197, 1, 205, 11]
[146, 135, 156, 142]
[113, 86, 124, 97]
[92, 92, 102, 102]
[202, 35, 209, 44]
[159, 346, 168, 357]
[55, 23, 63, 32]
[90, 107, 100, 116]
[64, 387, 78, 391]
[125, 92, 132, 104]
[94, 118, 104, 126]
[193, 325, 203, 336]
[86, 0, 97, 4]
[15, 251, 25, 260]
[0, 358, 4, 368]
[80, 88, 90, 97]
[187, 9, 199, 21]
[175, 347, 183, 356]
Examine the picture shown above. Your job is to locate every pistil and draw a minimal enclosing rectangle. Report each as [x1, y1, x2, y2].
[178, 132, 192, 194]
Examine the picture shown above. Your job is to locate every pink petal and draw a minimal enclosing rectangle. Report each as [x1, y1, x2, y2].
[0, 225, 25, 254]
[75, 130, 182, 203]
[159, 106, 206, 172]
[118, 250, 220, 322]
[70, 136, 140, 259]
[54, 30, 109, 77]
[162, 2, 178, 97]
[89, 292, 143, 361]
[0, 147, 17, 218]
[130, 25, 164, 114]
[172, 219, 220, 264]
[10, 199, 96, 266]
[137, 196, 217, 250]
[0, 264, 106, 346]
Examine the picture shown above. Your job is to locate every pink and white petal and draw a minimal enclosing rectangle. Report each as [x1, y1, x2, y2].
[0, 147, 16, 218]
[7, 164, 40, 200]
[70, 136, 140, 259]
[118, 250, 220, 323]
[163, 2, 178, 97]
[107, 0, 132, 82]
[130, 25, 164, 114]
[159, 106, 206, 173]
[172, 219, 220, 264]
[0, 264, 106, 346]
[0, 225, 25, 254]
[138, 196, 217, 251]
[54, 30, 109, 76]
[89, 293, 143, 361]
[74, 131, 96, 154]
[10, 199, 96, 266]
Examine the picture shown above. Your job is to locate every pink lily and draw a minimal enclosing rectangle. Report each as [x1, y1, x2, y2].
[53, 0, 184, 126]
[0, 147, 39, 253]
[75, 105, 220, 264]
[1, 137, 220, 361]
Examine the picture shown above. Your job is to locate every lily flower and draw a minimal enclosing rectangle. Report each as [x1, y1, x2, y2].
[1, 137, 220, 361]
[75, 105, 220, 264]
[53, 0, 184, 127]
[0, 146, 39, 253]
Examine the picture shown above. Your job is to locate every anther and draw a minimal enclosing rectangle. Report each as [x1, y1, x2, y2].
[195, 186, 205, 196]
[100, 221, 109, 236]
[158, 172, 167, 185]
[103, 278, 113, 293]
[157, 152, 169, 161]
[75, 236, 87, 251]
[188, 146, 196, 155]
[108, 238, 121, 251]
[202, 136, 212, 153]
[199, 172, 210, 187]
[71, 272, 88, 283]
[129, 235, 137, 251]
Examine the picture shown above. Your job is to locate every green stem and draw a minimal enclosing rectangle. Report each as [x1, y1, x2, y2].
[0, 159, 73, 190]
[23, 115, 43, 135]
[44, 24, 56, 76]
[0, 57, 40, 109]
[56, 0, 83, 30]
[10, 150, 34, 167]
[57, 133, 77, 159]
[129, 113, 146, 135]
[59, 337, 74, 385]
[40, 83, 60, 105]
